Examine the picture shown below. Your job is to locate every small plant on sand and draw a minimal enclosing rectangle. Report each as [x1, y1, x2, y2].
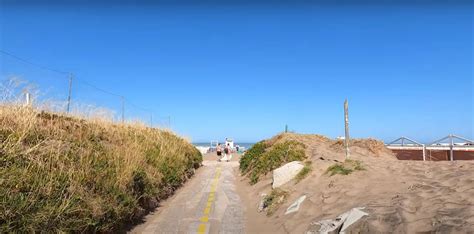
[326, 159, 365, 176]
[262, 189, 289, 216]
[294, 161, 312, 183]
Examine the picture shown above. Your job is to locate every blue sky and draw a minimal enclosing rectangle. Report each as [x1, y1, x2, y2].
[1, 1, 472, 143]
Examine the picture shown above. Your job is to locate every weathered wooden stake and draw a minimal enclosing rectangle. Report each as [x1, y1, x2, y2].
[285, 124, 288, 133]
[121, 96, 125, 124]
[25, 92, 31, 107]
[344, 99, 350, 159]
[66, 74, 73, 113]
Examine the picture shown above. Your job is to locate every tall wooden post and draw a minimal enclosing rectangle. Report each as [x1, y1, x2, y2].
[66, 74, 73, 113]
[344, 99, 350, 159]
[121, 96, 125, 124]
[285, 124, 288, 133]
[25, 92, 31, 107]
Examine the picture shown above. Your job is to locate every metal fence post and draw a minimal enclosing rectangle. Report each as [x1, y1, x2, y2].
[449, 134, 454, 161]
[422, 144, 426, 161]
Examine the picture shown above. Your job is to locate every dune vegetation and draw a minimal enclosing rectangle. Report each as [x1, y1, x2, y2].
[0, 104, 202, 232]
[239, 135, 306, 184]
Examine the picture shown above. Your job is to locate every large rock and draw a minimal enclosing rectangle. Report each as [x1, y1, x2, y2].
[272, 161, 304, 189]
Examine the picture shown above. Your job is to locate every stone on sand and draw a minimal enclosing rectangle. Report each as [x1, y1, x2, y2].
[272, 161, 305, 189]
[285, 195, 307, 215]
[307, 207, 368, 234]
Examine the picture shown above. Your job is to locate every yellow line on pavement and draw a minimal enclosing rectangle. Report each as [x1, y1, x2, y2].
[197, 167, 221, 234]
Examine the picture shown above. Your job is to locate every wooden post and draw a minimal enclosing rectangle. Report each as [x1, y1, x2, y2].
[66, 74, 73, 113]
[285, 124, 288, 133]
[121, 96, 125, 124]
[25, 92, 31, 107]
[344, 99, 350, 159]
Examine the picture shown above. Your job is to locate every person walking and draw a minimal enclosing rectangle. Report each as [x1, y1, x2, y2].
[224, 143, 232, 162]
[216, 143, 222, 161]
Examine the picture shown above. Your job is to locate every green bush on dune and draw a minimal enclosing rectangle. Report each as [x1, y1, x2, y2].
[0, 106, 202, 232]
[239, 137, 306, 184]
[326, 159, 365, 176]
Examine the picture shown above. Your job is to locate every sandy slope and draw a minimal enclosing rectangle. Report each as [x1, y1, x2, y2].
[237, 134, 474, 233]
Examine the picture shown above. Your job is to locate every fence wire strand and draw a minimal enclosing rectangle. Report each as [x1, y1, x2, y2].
[0, 50, 164, 127]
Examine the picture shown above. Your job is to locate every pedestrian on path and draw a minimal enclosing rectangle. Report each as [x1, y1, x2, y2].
[216, 143, 222, 161]
[223, 143, 232, 162]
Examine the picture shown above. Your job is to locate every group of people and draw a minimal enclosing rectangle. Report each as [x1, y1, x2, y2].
[216, 143, 232, 162]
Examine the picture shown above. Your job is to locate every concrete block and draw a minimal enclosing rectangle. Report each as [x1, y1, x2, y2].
[272, 161, 304, 189]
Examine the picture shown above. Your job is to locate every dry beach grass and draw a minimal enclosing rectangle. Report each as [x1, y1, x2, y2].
[0, 104, 202, 232]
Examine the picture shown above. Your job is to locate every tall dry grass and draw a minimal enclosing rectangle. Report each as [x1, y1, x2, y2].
[0, 80, 202, 232]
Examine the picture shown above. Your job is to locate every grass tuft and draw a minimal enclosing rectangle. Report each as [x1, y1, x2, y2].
[326, 159, 365, 176]
[294, 161, 312, 183]
[262, 189, 289, 216]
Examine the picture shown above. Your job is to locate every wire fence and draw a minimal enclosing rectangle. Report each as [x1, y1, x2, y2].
[0, 50, 171, 128]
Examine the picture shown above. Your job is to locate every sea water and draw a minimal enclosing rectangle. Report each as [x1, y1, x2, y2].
[193, 142, 255, 149]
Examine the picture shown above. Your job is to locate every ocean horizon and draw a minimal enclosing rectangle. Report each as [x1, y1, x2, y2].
[193, 142, 255, 149]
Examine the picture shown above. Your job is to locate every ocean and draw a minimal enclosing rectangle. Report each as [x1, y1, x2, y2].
[193, 142, 255, 150]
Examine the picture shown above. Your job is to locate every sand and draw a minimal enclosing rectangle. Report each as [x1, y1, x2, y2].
[236, 134, 474, 233]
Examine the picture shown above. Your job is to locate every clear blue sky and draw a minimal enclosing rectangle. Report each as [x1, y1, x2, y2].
[1, 1, 472, 143]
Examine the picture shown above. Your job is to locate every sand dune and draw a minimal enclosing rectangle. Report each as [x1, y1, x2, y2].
[237, 134, 474, 233]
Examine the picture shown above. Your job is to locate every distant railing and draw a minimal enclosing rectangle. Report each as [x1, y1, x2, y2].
[386, 135, 474, 161]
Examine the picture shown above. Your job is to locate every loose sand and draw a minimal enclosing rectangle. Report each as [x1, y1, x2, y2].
[236, 134, 474, 233]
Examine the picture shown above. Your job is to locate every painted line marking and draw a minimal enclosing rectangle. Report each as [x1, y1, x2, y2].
[200, 216, 209, 222]
[197, 223, 206, 233]
[196, 167, 221, 233]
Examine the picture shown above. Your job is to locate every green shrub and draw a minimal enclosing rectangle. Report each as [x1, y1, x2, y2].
[240, 139, 306, 184]
[326, 159, 365, 176]
[239, 141, 267, 173]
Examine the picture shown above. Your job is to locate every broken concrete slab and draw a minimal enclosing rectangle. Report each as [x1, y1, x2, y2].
[272, 161, 304, 189]
[306, 207, 368, 234]
[285, 195, 307, 215]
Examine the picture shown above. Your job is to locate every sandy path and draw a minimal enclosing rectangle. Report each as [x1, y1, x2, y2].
[131, 153, 244, 234]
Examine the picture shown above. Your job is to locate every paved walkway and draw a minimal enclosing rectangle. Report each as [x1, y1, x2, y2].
[132, 160, 244, 234]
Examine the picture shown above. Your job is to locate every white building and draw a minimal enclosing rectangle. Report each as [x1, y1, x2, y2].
[225, 138, 234, 148]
